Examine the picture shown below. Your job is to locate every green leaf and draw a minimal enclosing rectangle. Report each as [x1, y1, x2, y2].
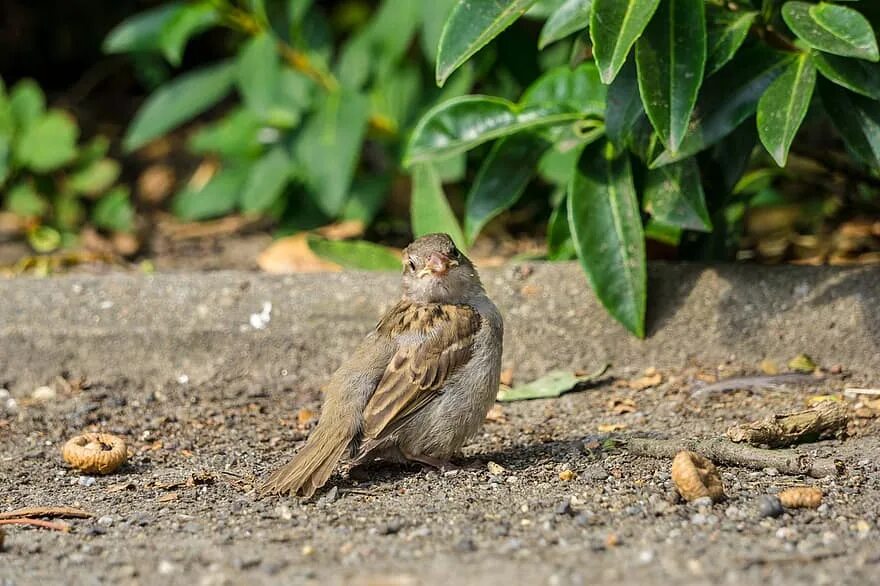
[496, 365, 608, 401]
[814, 52, 880, 99]
[651, 45, 790, 166]
[539, 0, 593, 49]
[539, 144, 585, 185]
[68, 159, 121, 195]
[436, 0, 540, 86]
[240, 146, 291, 213]
[159, 1, 219, 66]
[236, 33, 300, 126]
[103, 3, 183, 54]
[27, 226, 62, 253]
[405, 96, 581, 164]
[434, 153, 467, 182]
[5, 181, 48, 217]
[464, 133, 551, 244]
[420, 0, 458, 63]
[189, 108, 263, 158]
[520, 62, 607, 115]
[644, 219, 681, 245]
[782, 1, 879, 62]
[15, 110, 79, 172]
[54, 194, 86, 230]
[706, 7, 757, 76]
[636, 0, 707, 152]
[341, 175, 391, 224]
[590, 0, 662, 84]
[172, 166, 247, 220]
[547, 192, 577, 260]
[307, 235, 401, 271]
[819, 78, 880, 168]
[568, 141, 646, 337]
[757, 52, 816, 166]
[92, 187, 135, 232]
[410, 163, 466, 251]
[124, 61, 236, 152]
[643, 157, 712, 231]
[605, 59, 644, 148]
[9, 79, 45, 131]
[295, 90, 370, 217]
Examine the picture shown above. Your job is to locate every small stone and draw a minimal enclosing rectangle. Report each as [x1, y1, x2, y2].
[582, 467, 609, 481]
[690, 513, 708, 525]
[78, 476, 96, 487]
[157, 560, 176, 575]
[379, 519, 403, 535]
[763, 467, 779, 476]
[690, 496, 714, 508]
[319, 486, 339, 504]
[32, 386, 56, 402]
[97, 516, 113, 526]
[301, 544, 315, 556]
[638, 549, 655, 564]
[757, 495, 784, 518]
[454, 538, 476, 552]
[554, 499, 574, 516]
[487, 461, 505, 475]
[506, 475, 518, 484]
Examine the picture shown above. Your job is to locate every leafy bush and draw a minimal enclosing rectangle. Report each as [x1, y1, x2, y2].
[0, 78, 134, 252]
[405, 0, 880, 336]
[106, 0, 880, 336]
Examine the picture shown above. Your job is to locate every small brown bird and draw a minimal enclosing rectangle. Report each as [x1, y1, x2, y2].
[259, 233, 503, 497]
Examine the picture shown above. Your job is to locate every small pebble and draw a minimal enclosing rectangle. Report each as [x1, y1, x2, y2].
[97, 516, 113, 526]
[487, 461, 505, 475]
[554, 499, 574, 516]
[379, 519, 403, 535]
[690, 513, 708, 525]
[758, 495, 784, 518]
[690, 496, 714, 508]
[638, 549, 655, 564]
[32, 386, 56, 402]
[157, 560, 176, 575]
[78, 476, 96, 487]
[559, 469, 576, 481]
[454, 538, 477, 552]
[301, 544, 315, 556]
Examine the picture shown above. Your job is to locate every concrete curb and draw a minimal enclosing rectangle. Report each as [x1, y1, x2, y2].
[1, 262, 877, 392]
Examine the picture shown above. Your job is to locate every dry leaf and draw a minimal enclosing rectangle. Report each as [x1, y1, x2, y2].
[137, 164, 175, 204]
[296, 408, 318, 427]
[806, 394, 843, 406]
[484, 404, 506, 423]
[487, 461, 506, 475]
[157, 492, 179, 502]
[608, 397, 637, 415]
[760, 359, 779, 375]
[597, 423, 627, 433]
[628, 372, 662, 390]
[499, 368, 514, 387]
[519, 284, 542, 297]
[315, 220, 365, 240]
[257, 234, 342, 273]
[558, 469, 576, 481]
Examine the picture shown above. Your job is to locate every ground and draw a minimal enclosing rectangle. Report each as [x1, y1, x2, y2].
[2, 363, 879, 586]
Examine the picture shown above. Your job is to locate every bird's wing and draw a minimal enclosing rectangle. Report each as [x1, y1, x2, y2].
[361, 300, 481, 442]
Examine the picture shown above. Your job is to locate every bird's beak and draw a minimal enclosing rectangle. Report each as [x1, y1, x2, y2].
[417, 252, 458, 278]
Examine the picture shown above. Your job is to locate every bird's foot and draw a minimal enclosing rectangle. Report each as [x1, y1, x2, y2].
[403, 452, 458, 471]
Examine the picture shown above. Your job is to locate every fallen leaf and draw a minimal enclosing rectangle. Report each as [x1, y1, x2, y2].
[297, 408, 318, 428]
[558, 469, 576, 481]
[484, 404, 506, 423]
[499, 368, 514, 387]
[315, 219, 365, 240]
[806, 394, 843, 406]
[597, 423, 628, 433]
[519, 283, 542, 297]
[608, 397, 637, 414]
[496, 365, 608, 402]
[788, 353, 817, 374]
[760, 359, 779, 375]
[487, 461, 506, 475]
[628, 372, 662, 390]
[157, 492, 179, 502]
[257, 234, 342, 273]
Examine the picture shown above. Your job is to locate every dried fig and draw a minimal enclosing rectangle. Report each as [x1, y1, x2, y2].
[671, 451, 725, 502]
[62, 433, 127, 475]
[778, 486, 823, 509]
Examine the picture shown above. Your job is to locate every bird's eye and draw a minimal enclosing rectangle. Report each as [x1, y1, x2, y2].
[451, 248, 461, 259]
[407, 258, 416, 271]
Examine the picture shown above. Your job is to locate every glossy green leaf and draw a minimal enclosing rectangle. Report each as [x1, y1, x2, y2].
[159, 1, 219, 66]
[644, 219, 681, 245]
[240, 147, 291, 213]
[307, 236, 401, 271]
[706, 7, 757, 75]
[9, 79, 45, 131]
[782, 1, 879, 62]
[590, 0, 662, 84]
[436, 0, 539, 86]
[819, 78, 880, 168]
[124, 61, 236, 152]
[15, 110, 79, 172]
[539, 0, 592, 49]
[651, 46, 790, 166]
[568, 141, 646, 337]
[405, 96, 580, 164]
[103, 2, 183, 54]
[520, 62, 607, 115]
[814, 52, 880, 99]
[410, 163, 466, 251]
[605, 59, 643, 148]
[5, 182, 48, 217]
[496, 365, 608, 401]
[189, 108, 263, 158]
[172, 166, 247, 220]
[27, 226, 62, 253]
[757, 53, 816, 166]
[636, 0, 706, 152]
[434, 154, 467, 182]
[421, 0, 459, 63]
[539, 144, 585, 185]
[68, 159, 121, 195]
[643, 157, 711, 231]
[91, 187, 135, 232]
[295, 90, 370, 217]
[236, 33, 300, 127]
[464, 133, 551, 244]
[547, 193, 577, 260]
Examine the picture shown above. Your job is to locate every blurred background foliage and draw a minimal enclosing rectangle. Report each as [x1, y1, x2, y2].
[1, 0, 879, 335]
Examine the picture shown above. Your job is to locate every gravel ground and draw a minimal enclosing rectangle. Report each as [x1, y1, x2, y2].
[2, 362, 879, 586]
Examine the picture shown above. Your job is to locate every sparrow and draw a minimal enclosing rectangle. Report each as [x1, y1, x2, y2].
[259, 233, 503, 497]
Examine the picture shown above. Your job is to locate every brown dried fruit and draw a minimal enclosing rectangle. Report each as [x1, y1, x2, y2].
[778, 486, 822, 509]
[671, 451, 725, 503]
[62, 433, 127, 475]
[558, 469, 576, 481]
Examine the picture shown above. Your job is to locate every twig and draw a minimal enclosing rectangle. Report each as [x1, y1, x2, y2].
[691, 373, 820, 398]
[624, 436, 843, 478]
[727, 402, 849, 447]
[844, 388, 880, 397]
[0, 506, 94, 520]
[0, 518, 71, 532]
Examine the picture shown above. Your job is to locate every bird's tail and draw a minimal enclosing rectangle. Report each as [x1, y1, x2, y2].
[258, 419, 353, 498]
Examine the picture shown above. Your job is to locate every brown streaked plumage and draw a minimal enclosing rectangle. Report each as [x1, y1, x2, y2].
[259, 233, 503, 498]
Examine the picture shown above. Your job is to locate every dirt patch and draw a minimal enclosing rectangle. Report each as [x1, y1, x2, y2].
[1, 365, 878, 585]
